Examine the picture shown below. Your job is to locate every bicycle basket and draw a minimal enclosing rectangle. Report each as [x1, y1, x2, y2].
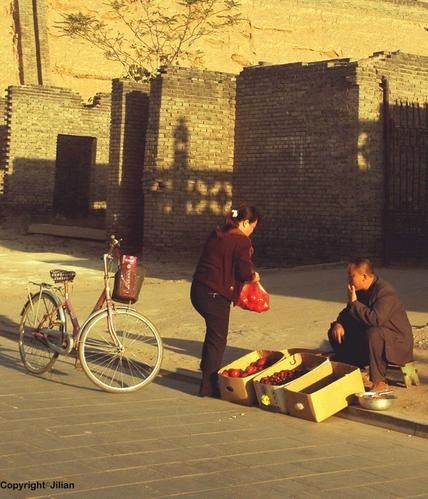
[112, 256, 144, 304]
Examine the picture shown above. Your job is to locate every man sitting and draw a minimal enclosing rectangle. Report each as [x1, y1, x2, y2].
[328, 257, 414, 392]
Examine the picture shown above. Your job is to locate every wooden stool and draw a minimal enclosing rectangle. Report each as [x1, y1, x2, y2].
[388, 361, 420, 388]
[400, 361, 420, 388]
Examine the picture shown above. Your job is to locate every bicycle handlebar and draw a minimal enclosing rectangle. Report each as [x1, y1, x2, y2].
[108, 235, 122, 256]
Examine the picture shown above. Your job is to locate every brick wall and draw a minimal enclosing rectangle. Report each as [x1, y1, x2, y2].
[106, 78, 150, 255]
[2, 51, 426, 265]
[1, 85, 111, 216]
[356, 52, 428, 259]
[233, 52, 428, 265]
[142, 66, 236, 253]
[234, 60, 361, 264]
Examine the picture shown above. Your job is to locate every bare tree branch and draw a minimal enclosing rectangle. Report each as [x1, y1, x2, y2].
[56, 0, 243, 80]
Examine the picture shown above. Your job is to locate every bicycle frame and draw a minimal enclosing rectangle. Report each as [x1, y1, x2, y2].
[26, 239, 127, 355]
[77, 252, 126, 349]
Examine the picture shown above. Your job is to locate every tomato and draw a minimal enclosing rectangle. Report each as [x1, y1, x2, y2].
[221, 370, 229, 377]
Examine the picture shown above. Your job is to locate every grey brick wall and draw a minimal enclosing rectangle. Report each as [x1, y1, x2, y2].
[106, 78, 150, 255]
[357, 52, 428, 259]
[1, 85, 111, 215]
[234, 59, 361, 264]
[142, 66, 236, 253]
[2, 51, 427, 266]
[233, 52, 428, 265]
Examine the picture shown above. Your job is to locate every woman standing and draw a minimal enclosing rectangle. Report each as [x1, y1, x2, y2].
[191, 205, 261, 397]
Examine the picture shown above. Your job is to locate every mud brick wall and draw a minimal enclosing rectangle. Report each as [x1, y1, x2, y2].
[4, 0, 428, 99]
[356, 52, 428, 258]
[106, 78, 150, 255]
[143, 66, 236, 253]
[234, 60, 363, 265]
[14, 0, 50, 85]
[1, 85, 111, 213]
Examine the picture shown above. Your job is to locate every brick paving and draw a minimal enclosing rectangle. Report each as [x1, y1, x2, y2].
[0, 333, 427, 498]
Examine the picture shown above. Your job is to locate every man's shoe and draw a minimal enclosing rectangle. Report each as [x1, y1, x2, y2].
[370, 381, 389, 392]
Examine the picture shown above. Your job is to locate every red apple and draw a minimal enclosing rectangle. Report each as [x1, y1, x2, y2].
[246, 365, 257, 375]
[256, 357, 267, 368]
[229, 368, 241, 378]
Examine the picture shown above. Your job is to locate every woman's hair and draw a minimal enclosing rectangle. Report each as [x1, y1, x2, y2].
[221, 205, 262, 232]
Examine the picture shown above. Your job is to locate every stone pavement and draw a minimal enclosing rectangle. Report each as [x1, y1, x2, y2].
[0, 229, 427, 442]
[0, 333, 427, 499]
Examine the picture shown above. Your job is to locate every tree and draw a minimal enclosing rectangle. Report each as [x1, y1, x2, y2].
[56, 0, 243, 81]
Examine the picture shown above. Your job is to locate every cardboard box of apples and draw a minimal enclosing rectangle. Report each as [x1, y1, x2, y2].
[218, 349, 364, 422]
[252, 352, 330, 413]
[218, 350, 288, 405]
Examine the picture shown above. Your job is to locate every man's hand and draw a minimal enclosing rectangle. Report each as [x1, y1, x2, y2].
[331, 323, 345, 344]
[347, 284, 357, 304]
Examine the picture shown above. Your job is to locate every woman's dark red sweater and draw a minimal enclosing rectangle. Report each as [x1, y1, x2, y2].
[192, 228, 255, 301]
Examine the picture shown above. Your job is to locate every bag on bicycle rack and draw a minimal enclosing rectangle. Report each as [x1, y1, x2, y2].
[112, 255, 144, 304]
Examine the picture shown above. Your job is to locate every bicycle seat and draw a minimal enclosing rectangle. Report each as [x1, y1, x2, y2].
[50, 269, 76, 283]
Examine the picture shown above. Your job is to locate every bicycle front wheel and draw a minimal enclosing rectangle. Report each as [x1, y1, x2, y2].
[78, 308, 163, 393]
[19, 290, 64, 374]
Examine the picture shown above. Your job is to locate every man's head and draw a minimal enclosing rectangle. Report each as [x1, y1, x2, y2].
[347, 257, 375, 291]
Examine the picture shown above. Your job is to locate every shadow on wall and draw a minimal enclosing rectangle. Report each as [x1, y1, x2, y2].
[144, 103, 428, 269]
[172, 117, 231, 217]
[384, 101, 428, 263]
[230, 58, 428, 267]
[143, 116, 233, 253]
[233, 65, 365, 266]
[2, 157, 108, 226]
[0, 124, 6, 155]
[108, 90, 150, 255]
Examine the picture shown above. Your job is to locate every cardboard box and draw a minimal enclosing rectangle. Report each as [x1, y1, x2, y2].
[253, 352, 330, 413]
[218, 350, 286, 406]
[284, 361, 365, 422]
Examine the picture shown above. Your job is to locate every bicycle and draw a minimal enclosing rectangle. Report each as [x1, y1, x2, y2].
[18, 236, 163, 393]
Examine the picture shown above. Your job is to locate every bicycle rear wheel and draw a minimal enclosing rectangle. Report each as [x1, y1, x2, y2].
[19, 290, 64, 374]
[78, 308, 163, 393]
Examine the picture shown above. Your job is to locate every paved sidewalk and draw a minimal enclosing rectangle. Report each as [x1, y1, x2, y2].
[0, 229, 427, 440]
[0, 333, 427, 499]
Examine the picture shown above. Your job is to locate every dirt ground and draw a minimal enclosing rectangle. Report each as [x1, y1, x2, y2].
[0, 216, 427, 422]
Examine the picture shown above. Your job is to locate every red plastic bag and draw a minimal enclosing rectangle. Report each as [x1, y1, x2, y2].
[234, 281, 270, 313]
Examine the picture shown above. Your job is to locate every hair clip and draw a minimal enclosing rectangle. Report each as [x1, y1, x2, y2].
[231, 209, 238, 218]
